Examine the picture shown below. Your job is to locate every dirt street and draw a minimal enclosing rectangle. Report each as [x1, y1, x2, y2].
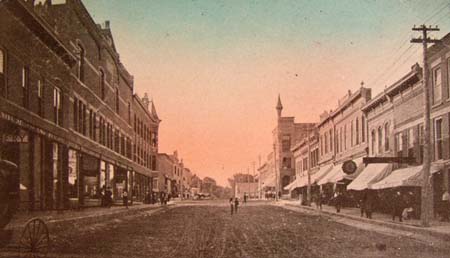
[5, 201, 450, 258]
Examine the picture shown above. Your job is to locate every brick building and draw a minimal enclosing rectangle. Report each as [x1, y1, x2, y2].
[273, 95, 316, 195]
[0, 0, 160, 211]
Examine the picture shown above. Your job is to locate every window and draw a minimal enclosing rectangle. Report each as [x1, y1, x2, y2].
[128, 102, 131, 124]
[74, 98, 78, 131]
[344, 124, 347, 150]
[378, 127, 382, 153]
[384, 123, 390, 151]
[78, 44, 85, 82]
[329, 129, 333, 152]
[355, 118, 359, 145]
[282, 157, 291, 169]
[282, 135, 291, 152]
[448, 58, 450, 99]
[115, 88, 119, 113]
[351, 121, 354, 147]
[432, 67, 442, 104]
[324, 132, 328, 153]
[339, 127, 343, 153]
[100, 69, 105, 100]
[435, 119, 443, 160]
[371, 130, 376, 155]
[53, 87, 62, 126]
[407, 128, 414, 158]
[396, 132, 403, 157]
[37, 80, 43, 116]
[419, 124, 424, 163]
[0, 48, 5, 96]
[361, 116, 365, 142]
[22, 67, 29, 108]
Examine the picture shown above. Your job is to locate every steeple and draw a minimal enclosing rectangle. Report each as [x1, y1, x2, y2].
[276, 94, 283, 118]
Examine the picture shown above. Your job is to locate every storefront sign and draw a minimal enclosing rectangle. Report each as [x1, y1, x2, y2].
[1, 133, 28, 143]
[342, 160, 357, 174]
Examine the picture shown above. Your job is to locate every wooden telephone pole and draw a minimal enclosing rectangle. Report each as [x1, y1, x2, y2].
[411, 24, 440, 227]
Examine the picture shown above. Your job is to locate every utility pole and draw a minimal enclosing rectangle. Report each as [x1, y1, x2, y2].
[306, 129, 312, 206]
[411, 24, 440, 227]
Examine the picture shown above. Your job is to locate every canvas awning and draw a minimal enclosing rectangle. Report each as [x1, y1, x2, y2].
[284, 175, 309, 191]
[370, 163, 442, 190]
[310, 164, 333, 184]
[318, 158, 364, 185]
[347, 163, 393, 191]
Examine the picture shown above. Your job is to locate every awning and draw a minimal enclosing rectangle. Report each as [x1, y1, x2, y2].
[318, 158, 364, 185]
[371, 164, 442, 189]
[284, 175, 309, 191]
[347, 163, 393, 191]
[310, 165, 333, 184]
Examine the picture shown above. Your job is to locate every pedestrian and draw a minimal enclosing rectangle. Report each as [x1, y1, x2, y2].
[334, 191, 342, 213]
[234, 197, 239, 214]
[122, 189, 128, 209]
[244, 193, 247, 204]
[392, 191, 403, 222]
[316, 191, 323, 210]
[441, 190, 450, 222]
[229, 198, 234, 215]
[365, 190, 375, 219]
[105, 187, 113, 208]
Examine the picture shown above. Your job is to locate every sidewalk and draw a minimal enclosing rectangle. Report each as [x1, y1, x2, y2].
[6, 203, 169, 232]
[277, 199, 450, 241]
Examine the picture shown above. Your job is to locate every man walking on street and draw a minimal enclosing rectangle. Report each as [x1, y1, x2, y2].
[392, 191, 403, 222]
[234, 197, 239, 214]
[229, 198, 234, 215]
[122, 189, 129, 209]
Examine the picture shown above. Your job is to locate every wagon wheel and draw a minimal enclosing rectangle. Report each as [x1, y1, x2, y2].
[19, 218, 50, 257]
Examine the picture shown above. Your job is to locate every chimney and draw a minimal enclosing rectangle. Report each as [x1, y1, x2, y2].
[348, 89, 352, 96]
[141, 93, 150, 109]
[105, 20, 110, 29]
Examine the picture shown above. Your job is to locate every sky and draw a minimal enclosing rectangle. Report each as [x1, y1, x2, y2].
[83, 0, 450, 186]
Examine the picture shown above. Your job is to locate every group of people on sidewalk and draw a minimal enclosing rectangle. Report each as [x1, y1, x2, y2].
[310, 188, 450, 223]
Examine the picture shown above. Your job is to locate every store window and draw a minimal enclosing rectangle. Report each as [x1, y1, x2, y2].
[68, 149, 78, 200]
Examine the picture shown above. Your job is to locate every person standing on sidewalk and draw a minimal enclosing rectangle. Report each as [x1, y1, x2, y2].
[441, 190, 450, 222]
[392, 191, 403, 222]
[122, 189, 129, 209]
[229, 198, 234, 215]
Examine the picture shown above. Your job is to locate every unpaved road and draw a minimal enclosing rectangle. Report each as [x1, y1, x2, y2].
[2, 201, 449, 258]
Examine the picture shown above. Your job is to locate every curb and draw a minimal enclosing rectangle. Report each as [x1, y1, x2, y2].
[281, 202, 450, 241]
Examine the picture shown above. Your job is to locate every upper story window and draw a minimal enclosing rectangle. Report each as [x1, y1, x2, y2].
[22, 67, 29, 108]
[384, 123, 390, 151]
[100, 69, 105, 100]
[77, 44, 85, 83]
[329, 129, 333, 152]
[435, 119, 443, 160]
[377, 127, 383, 153]
[115, 88, 119, 113]
[53, 87, 62, 126]
[0, 48, 5, 96]
[281, 135, 291, 152]
[361, 116, 365, 142]
[371, 130, 376, 155]
[355, 118, 359, 145]
[432, 67, 442, 104]
[37, 80, 43, 116]
[128, 102, 131, 124]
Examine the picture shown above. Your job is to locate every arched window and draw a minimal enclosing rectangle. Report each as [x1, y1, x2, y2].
[384, 123, 390, 151]
[100, 69, 105, 100]
[355, 117, 359, 145]
[77, 44, 85, 82]
[378, 127, 383, 154]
